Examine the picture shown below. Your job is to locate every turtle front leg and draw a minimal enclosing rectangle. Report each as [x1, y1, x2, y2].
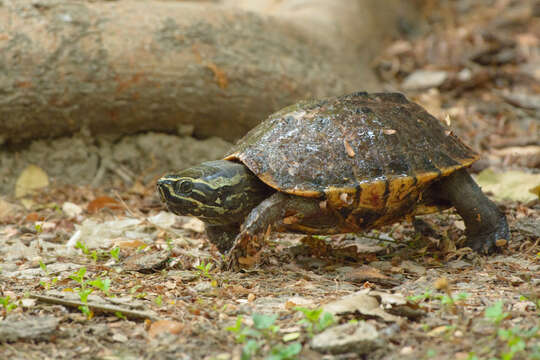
[436, 168, 509, 253]
[225, 192, 322, 269]
[205, 223, 241, 254]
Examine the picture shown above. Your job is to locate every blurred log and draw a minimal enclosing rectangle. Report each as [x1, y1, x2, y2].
[0, 0, 417, 145]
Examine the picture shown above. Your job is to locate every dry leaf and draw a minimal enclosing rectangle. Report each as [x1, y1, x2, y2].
[343, 139, 355, 157]
[87, 196, 122, 213]
[148, 320, 184, 338]
[475, 169, 540, 202]
[114, 239, 147, 249]
[15, 165, 49, 198]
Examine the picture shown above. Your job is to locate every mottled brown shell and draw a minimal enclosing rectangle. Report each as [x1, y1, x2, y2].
[225, 92, 478, 213]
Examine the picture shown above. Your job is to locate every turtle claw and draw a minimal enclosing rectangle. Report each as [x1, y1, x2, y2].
[223, 232, 262, 270]
[465, 215, 510, 254]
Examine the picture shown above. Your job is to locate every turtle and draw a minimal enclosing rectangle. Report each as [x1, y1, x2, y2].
[157, 92, 509, 263]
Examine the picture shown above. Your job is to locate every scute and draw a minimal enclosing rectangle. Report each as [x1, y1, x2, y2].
[225, 92, 479, 201]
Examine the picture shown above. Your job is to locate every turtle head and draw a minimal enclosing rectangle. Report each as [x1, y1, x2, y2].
[157, 160, 271, 225]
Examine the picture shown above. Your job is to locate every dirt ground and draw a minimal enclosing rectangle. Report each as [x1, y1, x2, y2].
[1, 1, 539, 359]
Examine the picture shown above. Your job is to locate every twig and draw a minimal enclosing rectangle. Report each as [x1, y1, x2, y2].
[30, 294, 159, 321]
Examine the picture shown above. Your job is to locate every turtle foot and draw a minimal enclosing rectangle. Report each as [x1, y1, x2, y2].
[465, 215, 510, 254]
[223, 232, 264, 271]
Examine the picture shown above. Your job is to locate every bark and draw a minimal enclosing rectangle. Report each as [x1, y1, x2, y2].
[0, 0, 417, 145]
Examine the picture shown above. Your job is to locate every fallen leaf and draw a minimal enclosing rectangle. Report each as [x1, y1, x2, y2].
[0, 200, 17, 221]
[284, 296, 315, 310]
[182, 217, 205, 233]
[15, 165, 49, 198]
[87, 196, 122, 213]
[343, 139, 355, 157]
[148, 320, 184, 338]
[530, 184, 540, 199]
[475, 169, 540, 202]
[62, 202, 83, 218]
[427, 325, 449, 337]
[402, 70, 448, 90]
[25, 212, 42, 222]
[114, 239, 147, 249]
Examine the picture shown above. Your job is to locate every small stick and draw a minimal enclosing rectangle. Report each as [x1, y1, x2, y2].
[30, 294, 159, 321]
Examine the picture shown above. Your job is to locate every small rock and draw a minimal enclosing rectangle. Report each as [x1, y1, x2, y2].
[62, 202, 83, 218]
[323, 292, 404, 324]
[311, 321, 380, 355]
[448, 259, 471, 270]
[0, 315, 59, 342]
[112, 332, 129, 343]
[400, 346, 414, 355]
[402, 70, 448, 90]
[168, 270, 198, 282]
[123, 250, 170, 273]
[514, 217, 540, 238]
[192, 281, 213, 293]
[400, 260, 426, 276]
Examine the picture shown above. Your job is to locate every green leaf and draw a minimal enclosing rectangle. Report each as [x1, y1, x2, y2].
[485, 301, 508, 325]
[109, 247, 120, 261]
[316, 312, 335, 332]
[252, 313, 278, 330]
[266, 342, 302, 360]
[225, 316, 243, 334]
[241, 339, 259, 360]
[39, 260, 48, 274]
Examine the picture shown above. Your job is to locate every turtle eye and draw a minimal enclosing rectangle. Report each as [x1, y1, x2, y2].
[176, 180, 193, 194]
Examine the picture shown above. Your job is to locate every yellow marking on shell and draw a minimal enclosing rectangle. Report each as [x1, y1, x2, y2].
[325, 186, 357, 209]
[386, 176, 416, 204]
[359, 180, 387, 210]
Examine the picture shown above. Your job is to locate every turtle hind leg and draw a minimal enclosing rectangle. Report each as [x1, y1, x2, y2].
[435, 168, 509, 254]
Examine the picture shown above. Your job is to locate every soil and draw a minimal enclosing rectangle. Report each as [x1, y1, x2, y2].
[0, 0, 539, 359]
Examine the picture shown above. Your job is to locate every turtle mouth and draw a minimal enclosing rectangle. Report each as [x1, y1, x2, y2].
[156, 179, 172, 203]
[157, 185, 166, 202]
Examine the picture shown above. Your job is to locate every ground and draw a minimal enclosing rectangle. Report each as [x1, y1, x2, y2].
[0, 0, 539, 359]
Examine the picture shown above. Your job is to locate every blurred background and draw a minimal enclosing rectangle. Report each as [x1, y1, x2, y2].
[0, 2, 538, 359]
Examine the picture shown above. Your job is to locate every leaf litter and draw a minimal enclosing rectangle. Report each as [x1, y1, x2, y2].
[1, 0, 540, 359]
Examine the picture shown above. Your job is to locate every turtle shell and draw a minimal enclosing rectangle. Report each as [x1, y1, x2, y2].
[225, 92, 478, 214]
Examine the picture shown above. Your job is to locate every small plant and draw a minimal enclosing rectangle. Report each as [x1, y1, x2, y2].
[226, 314, 302, 360]
[0, 296, 17, 314]
[407, 283, 470, 315]
[115, 311, 127, 320]
[407, 289, 434, 303]
[69, 267, 93, 318]
[483, 301, 539, 360]
[195, 261, 213, 279]
[295, 307, 335, 337]
[266, 343, 302, 360]
[109, 247, 120, 261]
[484, 301, 509, 326]
[39, 260, 58, 290]
[165, 237, 173, 251]
[75, 241, 98, 262]
[155, 295, 163, 306]
[88, 277, 112, 297]
[195, 260, 218, 287]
